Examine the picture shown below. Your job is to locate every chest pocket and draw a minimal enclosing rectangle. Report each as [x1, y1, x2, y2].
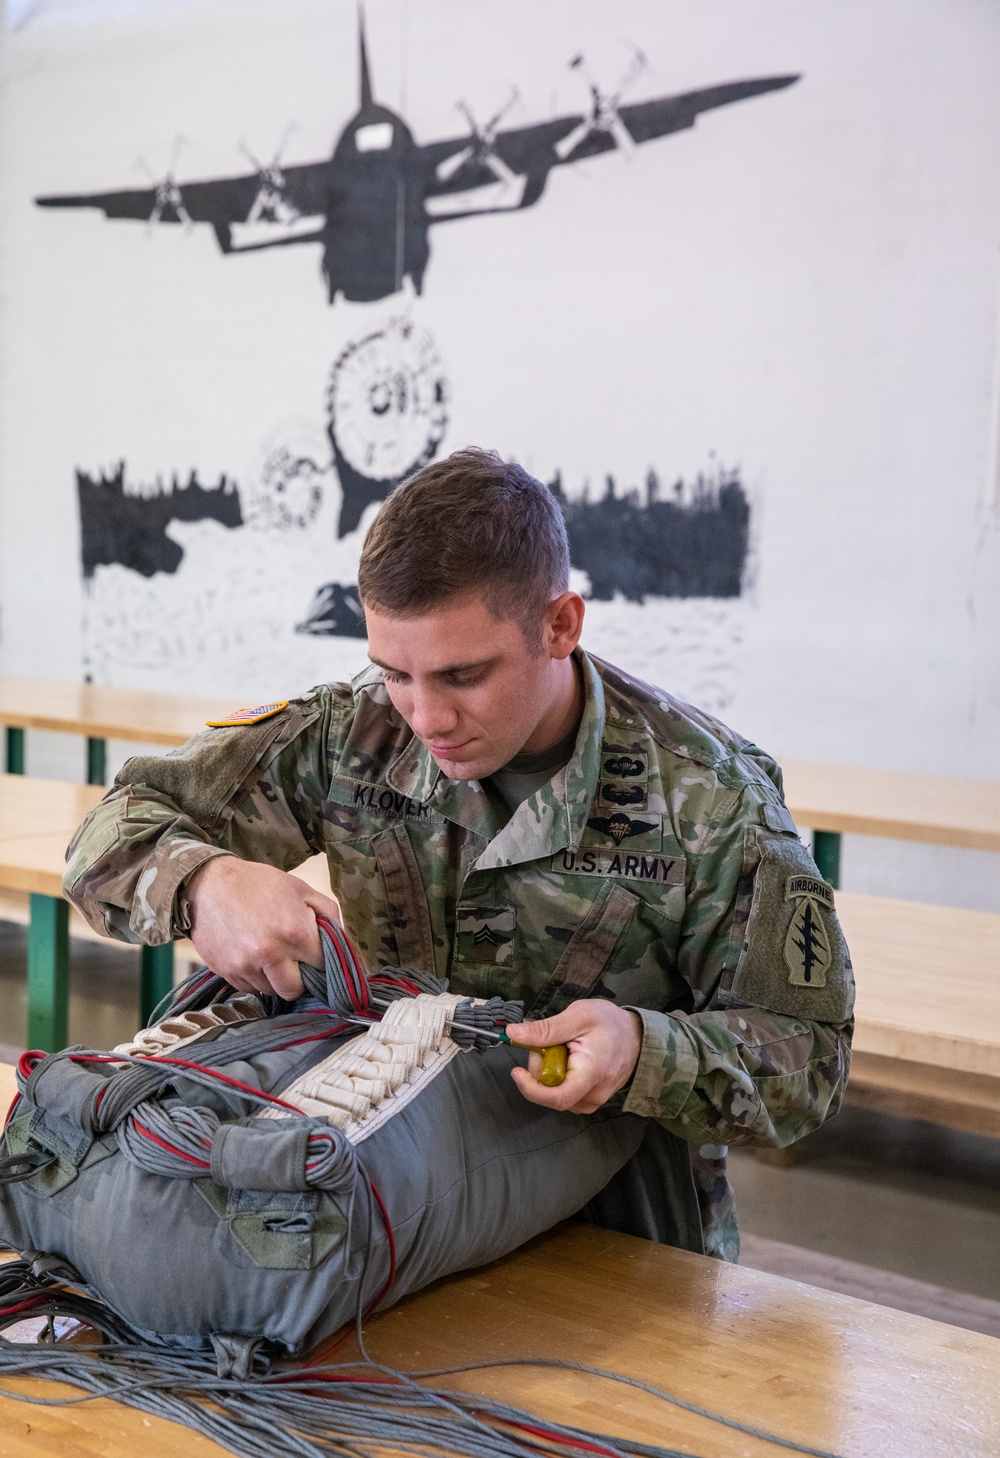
[326, 827, 437, 977]
[370, 825, 438, 977]
[529, 882, 639, 1020]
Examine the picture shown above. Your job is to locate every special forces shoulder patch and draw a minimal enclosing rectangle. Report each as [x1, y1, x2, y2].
[783, 875, 834, 987]
[206, 701, 289, 728]
[727, 839, 853, 1024]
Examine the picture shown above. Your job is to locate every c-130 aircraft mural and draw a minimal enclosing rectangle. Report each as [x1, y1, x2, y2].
[36, 22, 799, 305]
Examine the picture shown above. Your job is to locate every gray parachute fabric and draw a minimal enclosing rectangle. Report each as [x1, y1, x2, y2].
[0, 919, 647, 1356]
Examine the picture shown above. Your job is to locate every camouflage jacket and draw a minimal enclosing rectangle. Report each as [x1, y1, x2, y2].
[64, 652, 854, 1261]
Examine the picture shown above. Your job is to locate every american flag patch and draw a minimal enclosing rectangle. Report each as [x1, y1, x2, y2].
[206, 700, 288, 728]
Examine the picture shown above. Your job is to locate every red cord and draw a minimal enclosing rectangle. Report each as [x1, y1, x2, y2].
[300, 1174, 397, 1368]
[0, 1295, 50, 1319]
[131, 1117, 210, 1169]
[316, 915, 372, 1014]
[494, 1418, 619, 1458]
[64, 1053, 304, 1115]
[17, 1050, 44, 1081]
[266, 1026, 352, 1051]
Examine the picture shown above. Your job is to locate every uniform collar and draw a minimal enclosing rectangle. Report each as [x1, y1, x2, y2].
[387, 733, 496, 838]
[474, 651, 605, 869]
[385, 650, 606, 857]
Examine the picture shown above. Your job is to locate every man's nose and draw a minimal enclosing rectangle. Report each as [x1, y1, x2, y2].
[408, 687, 459, 741]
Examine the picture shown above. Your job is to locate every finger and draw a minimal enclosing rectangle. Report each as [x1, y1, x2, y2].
[302, 890, 343, 926]
[299, 894, 345, 964]
[506, 1006, 587, 1049]
[510, 1065, 571, 1109]
[510, 1063, 593, 1112]
[215, 964, 272, 995]
[262, 958, 305, 1001]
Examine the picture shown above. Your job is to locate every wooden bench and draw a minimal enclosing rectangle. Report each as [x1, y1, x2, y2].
[0, 1062, 993, 1458]
[0, 775, 192, 1049]
[0, 772, 336, 1053]
[781, 758, 1000, 885]
[839, 889, 1000, 1137]
[0, 675, 228, 784]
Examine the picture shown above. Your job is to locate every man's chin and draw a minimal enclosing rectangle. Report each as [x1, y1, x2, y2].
[431, 749, 503, 782]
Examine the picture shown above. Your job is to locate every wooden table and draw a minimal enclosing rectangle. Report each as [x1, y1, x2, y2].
[840, 890, 1000, 1136]
[781, 759, 1000, 887]
[0, 1157, 994, 1458]
[0, 775, 172, 1049]
[0, 675, 229, 784]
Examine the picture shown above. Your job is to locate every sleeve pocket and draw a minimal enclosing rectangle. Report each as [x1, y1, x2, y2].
[728, 829, 855, 1025]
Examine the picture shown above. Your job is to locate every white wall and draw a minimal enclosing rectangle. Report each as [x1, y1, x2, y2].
[1, 0, 998, 903]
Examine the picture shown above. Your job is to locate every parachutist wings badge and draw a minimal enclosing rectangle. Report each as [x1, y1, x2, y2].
[586, 813, 658, 845]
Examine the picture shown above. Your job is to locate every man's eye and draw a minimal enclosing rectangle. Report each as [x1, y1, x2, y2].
[447, 672, 485, 688]
[381, 671, 408, 685]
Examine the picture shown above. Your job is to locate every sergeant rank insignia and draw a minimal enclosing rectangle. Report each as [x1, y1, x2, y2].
[783, 875, 834, 987]
[206, 701, 289, 728]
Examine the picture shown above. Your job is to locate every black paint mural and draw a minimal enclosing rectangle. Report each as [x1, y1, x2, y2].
[297, 583, 368, 639]
[78, 452, 748, 636]
[551, 466, 749, 601]
[296, 465, 751, 639]
[77, 463, 242, 578]
[35, 23, 798, 306]
[327, 318, 449, 536]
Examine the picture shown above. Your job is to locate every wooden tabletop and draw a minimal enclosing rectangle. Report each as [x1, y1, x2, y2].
[0, 676, 231, 747]
[0, 774, 105, 897]
[839, 890, 1000, 1077]
[781, 758, 1000, 852]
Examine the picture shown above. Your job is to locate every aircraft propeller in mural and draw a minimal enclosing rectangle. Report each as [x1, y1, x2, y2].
[36, 21, 799, 305]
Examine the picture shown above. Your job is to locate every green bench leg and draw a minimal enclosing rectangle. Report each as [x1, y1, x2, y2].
[812, 830, 842, 889]
[141, 943, 175, 1026]
[5, 726, 25, 774]
[27, 894, 69, 1052]
[86, 736, 107, 786]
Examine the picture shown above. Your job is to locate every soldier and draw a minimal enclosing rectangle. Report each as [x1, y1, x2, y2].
[64, 448, 853, 1262]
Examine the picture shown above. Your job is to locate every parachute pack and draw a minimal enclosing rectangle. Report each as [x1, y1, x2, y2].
[0, 918, 647, 1365]
[0, 920, 835, 1458]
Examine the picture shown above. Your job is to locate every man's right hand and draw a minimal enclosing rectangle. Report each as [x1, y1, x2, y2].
[185, 856, 341, 1000]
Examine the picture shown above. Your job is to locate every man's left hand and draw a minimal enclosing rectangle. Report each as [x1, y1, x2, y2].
[505, 1001, 643, 1114]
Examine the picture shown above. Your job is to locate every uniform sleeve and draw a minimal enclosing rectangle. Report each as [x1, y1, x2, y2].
[62, 687, 348, 946]
[622, 784, 854, 1149]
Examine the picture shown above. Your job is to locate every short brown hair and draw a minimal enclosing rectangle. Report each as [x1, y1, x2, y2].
[358, 448, 570, 641]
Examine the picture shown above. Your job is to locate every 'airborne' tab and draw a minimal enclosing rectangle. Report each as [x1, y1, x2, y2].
[784, 875, 834, 908]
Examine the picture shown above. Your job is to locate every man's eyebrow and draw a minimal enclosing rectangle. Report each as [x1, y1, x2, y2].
[368, 655, 496, 677]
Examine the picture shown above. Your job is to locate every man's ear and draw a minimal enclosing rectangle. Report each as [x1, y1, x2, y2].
[544, 592, 586, 659]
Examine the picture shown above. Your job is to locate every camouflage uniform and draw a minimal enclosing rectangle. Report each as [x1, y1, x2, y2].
[64, 652, 854, 1262]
